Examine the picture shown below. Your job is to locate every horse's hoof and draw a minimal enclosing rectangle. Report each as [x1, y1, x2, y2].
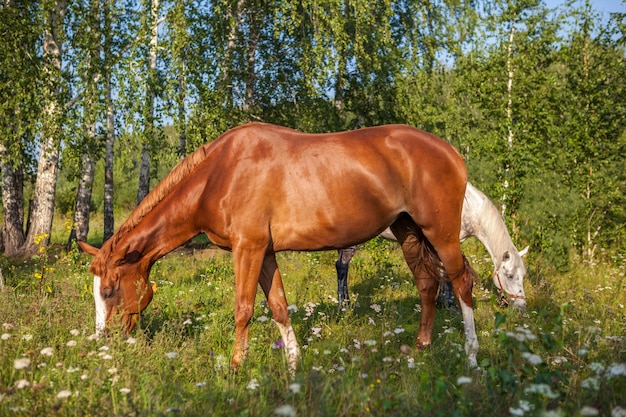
[415, 342, 431, 352]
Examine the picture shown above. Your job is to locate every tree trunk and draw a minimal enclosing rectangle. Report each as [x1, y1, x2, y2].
[502, 17, 516, 218]
[103, 0, 115, 241]
[68, 153, 95, 246]
[0, 154, 25, 256]
[104, 72, 116, 240]
[22, 0, 67, 254]
[136, 0, 160, 205]
[244, 5, 259, 112]
[220, 0, 244, 108]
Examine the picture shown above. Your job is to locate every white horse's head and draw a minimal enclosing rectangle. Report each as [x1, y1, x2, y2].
[494, 246, 528, 310]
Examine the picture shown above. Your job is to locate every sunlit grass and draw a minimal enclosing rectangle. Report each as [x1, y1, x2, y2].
[1, 235, 625, 416]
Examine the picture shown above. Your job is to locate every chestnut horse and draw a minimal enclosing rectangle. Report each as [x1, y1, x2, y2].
[79, 122, 479, 372]
[336, 182, 528, 309]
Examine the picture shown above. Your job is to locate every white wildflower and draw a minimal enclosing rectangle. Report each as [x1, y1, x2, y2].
[15, 380, 30, 389]
[580, 406, 599, 416]
[247, 378, 260, 390]
[166, 352, 179, 359]
[21, 334, 33, 341]
[40, 347, 54, 357]
[606, 363, 626, 378]
[126, 337, 137, 345]
[66, 340, 77, 347]
[274, 404, 296, 417]
[182, 319, 192, 325]
[256, 315, 269, 323]
[311, 327, 322, 338]
[456, 376, 472, 385]
[14, 358, 30, 370]
[370, 304, 382, 313]
[611, 406, 626, 417]
[120, 388, 131, 394]
[589, 362, 605, 375]
[287, 304, 298, 313]
[521, 352, 543, 366]
[1, 333, 10, 341]
[70, 329, 80, 336]
[56, 390, 72, 399]
[509, 400, 533, 416]
[364, 339, 377, 347]
[394, 328, 405, 334]
[288, 383, 301, 394]
[524, 383, 559, 399]
[581, 377, 600, 390]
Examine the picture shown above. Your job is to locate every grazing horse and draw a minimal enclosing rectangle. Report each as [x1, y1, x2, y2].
[79, 122, 479, 372]
[336, 182, 528, 310]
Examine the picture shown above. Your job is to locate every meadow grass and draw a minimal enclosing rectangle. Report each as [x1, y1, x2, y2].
[0, 230, 625, 416]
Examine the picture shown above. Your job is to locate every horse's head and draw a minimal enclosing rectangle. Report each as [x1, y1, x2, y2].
[78, 241, 154, 335]
[494, 246, 529, 310]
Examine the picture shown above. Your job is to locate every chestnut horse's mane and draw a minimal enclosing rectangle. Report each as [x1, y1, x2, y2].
[108, 141, 214, 251]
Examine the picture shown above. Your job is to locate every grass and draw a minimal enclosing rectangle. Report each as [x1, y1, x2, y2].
[0, 222, 625, 416]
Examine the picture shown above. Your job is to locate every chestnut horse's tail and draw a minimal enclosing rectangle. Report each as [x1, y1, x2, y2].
[416, 234, 477, 284]
[392, 214, 477, 284]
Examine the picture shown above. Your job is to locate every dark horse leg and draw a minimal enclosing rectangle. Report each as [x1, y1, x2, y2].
[336, 247, 356, 306]
[437, 281, 457, 311]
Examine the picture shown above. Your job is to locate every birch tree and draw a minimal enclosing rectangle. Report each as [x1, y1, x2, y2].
[22, 0, 67, 254]
[136, 0, 161, 204]
[0, 0, 42, 256]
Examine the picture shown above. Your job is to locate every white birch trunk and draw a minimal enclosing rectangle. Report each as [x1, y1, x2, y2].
[23, 0, 66, 254]
[0, 146, 25, 256]
[137, 0, 160, 205]
[502, 18, 516, 218]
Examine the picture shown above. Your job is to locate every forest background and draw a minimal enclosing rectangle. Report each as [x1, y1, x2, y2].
[0, 0, 625, 272]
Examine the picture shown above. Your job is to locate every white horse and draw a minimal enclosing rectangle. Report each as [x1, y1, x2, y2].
[336, 182, 529, 309]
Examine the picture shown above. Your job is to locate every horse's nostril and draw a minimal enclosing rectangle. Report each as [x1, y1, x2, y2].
[101, 287, 114, 298]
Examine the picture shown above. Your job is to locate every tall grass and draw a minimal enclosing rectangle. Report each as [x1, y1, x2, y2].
[0, 234, 624, 416]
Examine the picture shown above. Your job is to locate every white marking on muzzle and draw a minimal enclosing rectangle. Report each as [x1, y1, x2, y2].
[93, 276, 107, 335]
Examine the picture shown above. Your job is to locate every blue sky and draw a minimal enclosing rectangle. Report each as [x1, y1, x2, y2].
[545, 0, 626, 14]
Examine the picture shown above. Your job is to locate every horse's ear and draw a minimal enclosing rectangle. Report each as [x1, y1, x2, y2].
[78, 241, 100, 256]
[519, 246, 529, 257]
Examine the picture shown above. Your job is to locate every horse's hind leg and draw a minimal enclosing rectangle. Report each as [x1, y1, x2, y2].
[259, 252, 300, 373]
[390, 218, 439, 350]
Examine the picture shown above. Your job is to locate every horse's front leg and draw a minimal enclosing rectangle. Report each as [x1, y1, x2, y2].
[231, 245, 265, 370]
[449, 257, 479, 368]
[259, 252, 300, 374]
